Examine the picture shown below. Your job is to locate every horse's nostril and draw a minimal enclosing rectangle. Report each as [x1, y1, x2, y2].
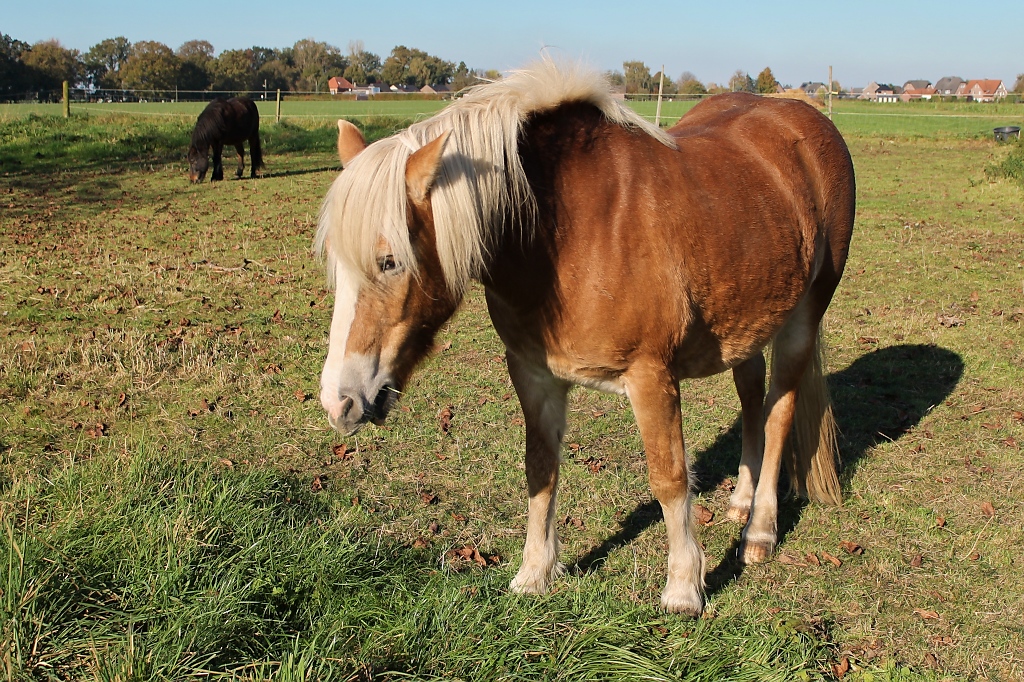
[337, 395, 355, 420]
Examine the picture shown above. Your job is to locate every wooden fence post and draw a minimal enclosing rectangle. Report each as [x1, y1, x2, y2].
[276, 89, 281, 123]
[655, 66, 665, 127]
[62, 81, 70, 118]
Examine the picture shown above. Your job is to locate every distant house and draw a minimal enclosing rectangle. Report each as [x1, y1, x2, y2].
[388, 84, 419, 94]
[934, 76, 965, 97]
[328, 76, 354, 95]
[799, 81, 827, 97]
[420, 83, 451, 95]
[860, 82, 900, 102]
[350, 83, 383, 100]
[956, 79, 1008, 102]
[876, 86, 901, 103]
[901, 80, 935, 101]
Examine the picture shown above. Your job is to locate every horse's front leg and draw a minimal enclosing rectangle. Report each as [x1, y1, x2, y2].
[234, 143, 245, 179]
[624, 362, 704, 616]
[211, 143, 224, 181]
[507, 352, 570, 595]
[727, 353, 766, 524]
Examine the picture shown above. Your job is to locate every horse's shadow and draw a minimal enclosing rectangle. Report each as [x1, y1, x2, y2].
[570, 344, 964, 592]
[258, 166, 339, 179]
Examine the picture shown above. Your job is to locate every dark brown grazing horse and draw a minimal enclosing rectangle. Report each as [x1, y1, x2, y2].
[315, 61, 855, 616]
[187, 96, 263, 183]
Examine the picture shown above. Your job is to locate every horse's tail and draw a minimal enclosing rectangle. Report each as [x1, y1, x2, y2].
[780, 327, 842, 505]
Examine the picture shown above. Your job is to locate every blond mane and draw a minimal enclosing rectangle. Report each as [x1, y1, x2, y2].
[315, 58, 676, 294]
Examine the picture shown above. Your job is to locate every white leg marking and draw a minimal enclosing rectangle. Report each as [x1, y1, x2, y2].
[660, 492, 706, 616]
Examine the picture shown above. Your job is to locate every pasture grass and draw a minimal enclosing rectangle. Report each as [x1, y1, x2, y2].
[2, 108, 1024, 680]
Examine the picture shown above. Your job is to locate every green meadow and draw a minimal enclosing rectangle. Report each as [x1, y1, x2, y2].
[1, 100, 1023, 680]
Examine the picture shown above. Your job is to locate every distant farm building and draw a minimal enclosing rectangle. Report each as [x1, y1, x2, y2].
[328, 77, 354, 95]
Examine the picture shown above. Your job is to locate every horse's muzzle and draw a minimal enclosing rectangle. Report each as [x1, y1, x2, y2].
[328, 385, 398, 435]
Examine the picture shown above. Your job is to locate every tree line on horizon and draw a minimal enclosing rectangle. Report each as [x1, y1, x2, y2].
[0, 32, 801, 103]
[0, 33, 500, 98]
[609, 62, 792, 97]
[5, 33, 1022, 102]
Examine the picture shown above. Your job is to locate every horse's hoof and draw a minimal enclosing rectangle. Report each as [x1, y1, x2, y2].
[661, 585, 703, 617]
[725, 505, 750, 525]
[509, 562, 563, 595]
[739, 539, 774, 565]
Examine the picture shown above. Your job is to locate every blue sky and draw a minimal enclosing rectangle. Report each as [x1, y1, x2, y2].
[5, 0, 1022, 88]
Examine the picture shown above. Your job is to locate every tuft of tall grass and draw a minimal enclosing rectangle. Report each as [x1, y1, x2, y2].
[986, 138, 1024, 187]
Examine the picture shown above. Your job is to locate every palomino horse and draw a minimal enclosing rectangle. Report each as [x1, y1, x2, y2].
[315, 61, 855, 616]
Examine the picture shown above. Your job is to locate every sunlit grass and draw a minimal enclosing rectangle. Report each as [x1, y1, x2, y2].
[2, 109, 1022, 680]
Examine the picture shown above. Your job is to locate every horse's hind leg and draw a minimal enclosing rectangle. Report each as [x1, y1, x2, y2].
[727, 353, 766, 524]
[739, 306, 817, 564]
[507, 353, 570, 595]
[234, 144, 245, 179]
[624, 362, 704, 616]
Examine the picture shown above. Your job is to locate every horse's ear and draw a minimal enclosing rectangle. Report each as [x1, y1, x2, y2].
[405, 131, 451, 204]
[337, 120, 366, 167]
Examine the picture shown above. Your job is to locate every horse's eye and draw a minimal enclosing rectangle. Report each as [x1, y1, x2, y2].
[379, 255, 397, 273]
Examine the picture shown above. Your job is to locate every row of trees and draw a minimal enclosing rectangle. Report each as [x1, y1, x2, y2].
[1, 33, 482, 98]
[608, 62, 789, 97]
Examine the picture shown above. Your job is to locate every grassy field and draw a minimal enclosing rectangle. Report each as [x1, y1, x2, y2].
[1, 102, 1023, 680]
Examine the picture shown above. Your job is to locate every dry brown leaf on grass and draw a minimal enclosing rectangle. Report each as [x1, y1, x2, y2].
[294, 390, 307, 402]
[805, 553, 821, 567]
[820, 551, 842, 567]
[331, 444, 354, 461]
[914, 608, 940, 620]
[840, 540, 864, 555]
[420, 491, 439, 505]
[693, 504, 714, 525]
[980, 501, 995, 518]
[447, 545, 501, 568]
[937, 314, 964, 328]
[910, 554, 924, 567]
[188, 399, 213, 416]
[833, 656, 850, 679]
[777, 553, 808, 567]
[438, 406, 454, 433]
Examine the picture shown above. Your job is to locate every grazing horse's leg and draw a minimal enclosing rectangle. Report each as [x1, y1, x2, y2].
[234, 143, 245, 180]
[507, 352, 570, 595]
[727, 353, 766, 524]
[739, 306, 817, 564]
[211, 142, 224, 181]
[624, 362, 704, 616]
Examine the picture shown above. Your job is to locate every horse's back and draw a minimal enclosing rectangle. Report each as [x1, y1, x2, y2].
[667, 92, 854, 282]
[669, 93, 854, 246]
[499, 93, 855, 380]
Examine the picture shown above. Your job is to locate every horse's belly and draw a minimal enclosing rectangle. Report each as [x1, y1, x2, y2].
[545, 353, 628, 395]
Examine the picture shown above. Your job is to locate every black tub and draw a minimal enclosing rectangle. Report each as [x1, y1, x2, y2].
[994, 126, 1021, 142]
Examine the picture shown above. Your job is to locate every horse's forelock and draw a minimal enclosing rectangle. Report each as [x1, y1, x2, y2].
[316, 136, 416, 290]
